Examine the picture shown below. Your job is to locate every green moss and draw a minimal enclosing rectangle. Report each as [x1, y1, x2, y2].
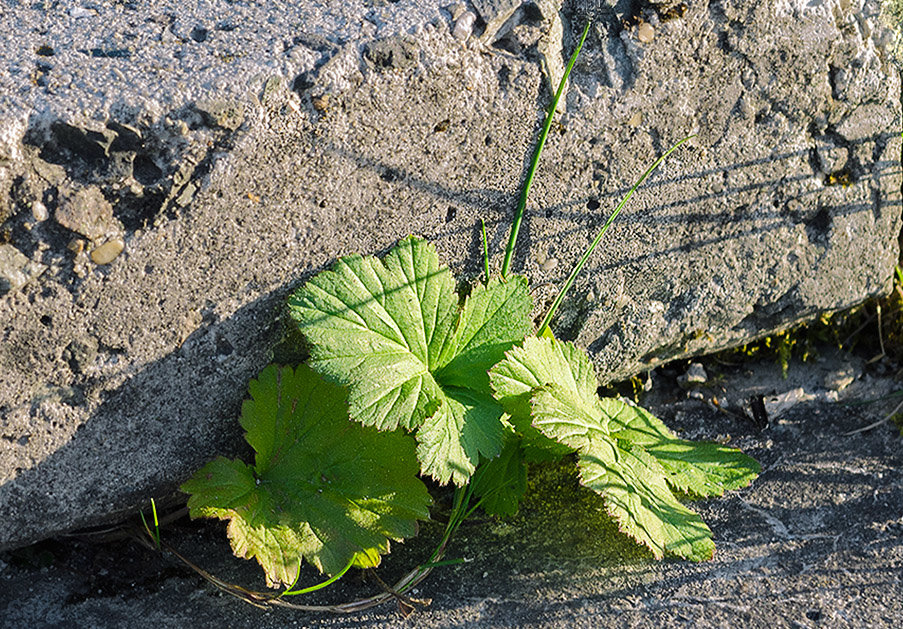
[882, 0, 903, 62]
[506, 457, 653, 566]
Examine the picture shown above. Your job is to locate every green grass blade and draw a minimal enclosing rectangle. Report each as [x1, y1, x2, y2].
[139, 498, 161, 550]
[481, 218, 490, 283]
[281, 556, 354, 596]
[501, 21, 591, 279]
[536, 135, 696, 337]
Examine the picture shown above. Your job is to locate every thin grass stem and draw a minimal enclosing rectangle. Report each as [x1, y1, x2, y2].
[481, 218, 490, 283]
[536, 135, 695, 337]
[281, 556, 354, 596]
[501, 21, 591, 279]
[139, 498, 161, 550]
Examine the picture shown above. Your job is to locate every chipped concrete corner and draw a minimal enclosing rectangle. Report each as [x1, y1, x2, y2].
[0, 0, 900, 550]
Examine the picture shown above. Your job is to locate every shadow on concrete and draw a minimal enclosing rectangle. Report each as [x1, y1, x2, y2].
[1, 120, 899, 561]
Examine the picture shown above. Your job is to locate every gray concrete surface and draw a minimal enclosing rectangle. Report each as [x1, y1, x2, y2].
[1, 349, 901, 627]
[0, 0, 900, 551]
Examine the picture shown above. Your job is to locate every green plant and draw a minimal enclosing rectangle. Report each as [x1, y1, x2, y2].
[178, 22, 759, 607]
[139, 498, 161, 550]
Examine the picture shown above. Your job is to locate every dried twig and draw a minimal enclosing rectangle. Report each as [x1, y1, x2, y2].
[843, 396, 903, 435]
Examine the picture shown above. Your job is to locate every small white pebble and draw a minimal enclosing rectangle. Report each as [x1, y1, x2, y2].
[453, 12, 476, 41]
[90, 238, 125, 265]
[32, 201, 48, 222]
[628, 111, 643, 127]
[541, 257, 559, 273]
[70, 6, 95, 18]
[637, 22, 655, 44]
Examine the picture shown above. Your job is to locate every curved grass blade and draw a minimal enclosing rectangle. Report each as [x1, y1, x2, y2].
[536, 134, 696, 336]
[501, 21, 591, 278]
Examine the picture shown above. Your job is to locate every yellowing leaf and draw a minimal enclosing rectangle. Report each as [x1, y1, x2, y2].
[181, 364, 431, 584]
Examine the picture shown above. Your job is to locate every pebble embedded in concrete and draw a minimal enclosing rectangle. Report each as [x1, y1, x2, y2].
[32, 201, 48, 222]
[0, 244, 47, 295]
[453, 12, 476, 40]
[55, 186, 118, 241]
[63, 336, 99, 374]
[90, 238, 125, 265]
[823, 362, 859, 391]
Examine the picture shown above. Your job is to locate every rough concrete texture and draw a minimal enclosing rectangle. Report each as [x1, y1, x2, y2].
[1, 349, 901, 627]
[0, 0, 899, 549]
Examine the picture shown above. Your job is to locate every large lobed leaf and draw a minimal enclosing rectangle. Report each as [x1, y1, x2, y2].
[602, 398, 761, 497]
[532, 385, 715, 560]
[288, 236, 532, 485]
[494, 335, 758, 561]
[181, 364, 431, 585]
[577, 433, 716, 561]
[287, 237, 458, 432]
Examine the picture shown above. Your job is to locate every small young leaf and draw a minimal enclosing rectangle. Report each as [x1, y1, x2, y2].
[415, 388, 505, 483]
[181, 364, 431, 585]
[289, 237, 532, 485]
[602, 398, 760, 497]
[470, 429, 528, 517]
[532, 385, 715, 561]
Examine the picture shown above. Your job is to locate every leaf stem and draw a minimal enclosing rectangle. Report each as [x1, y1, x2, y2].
[501, 21, 591, 279]
[535, 135, 696, 337]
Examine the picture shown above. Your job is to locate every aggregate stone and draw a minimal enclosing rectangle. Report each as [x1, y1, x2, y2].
[677, 362, 707, 389]
[89, 238, 125, 265]
[0, 244, 45, 295]
[54, 185, 120, 241]
[0, 0, 900, 552]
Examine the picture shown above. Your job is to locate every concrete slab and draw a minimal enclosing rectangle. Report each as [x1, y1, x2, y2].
[0, 0, 900, 549]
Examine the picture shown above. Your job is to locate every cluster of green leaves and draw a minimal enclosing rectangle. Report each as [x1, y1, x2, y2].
[286, 236, 531, 486]
[179, 20, 759, 594]
[182, 235, 759, 586]
[490, 336, 758, 559]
